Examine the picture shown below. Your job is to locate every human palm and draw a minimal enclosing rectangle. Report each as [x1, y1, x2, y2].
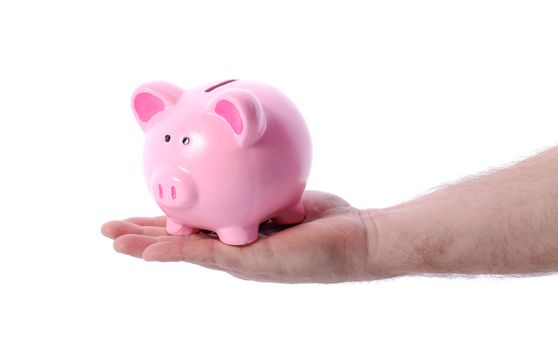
[101, 191, 377, 283]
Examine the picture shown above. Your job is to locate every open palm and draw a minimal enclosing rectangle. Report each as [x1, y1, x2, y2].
[101, 191, 377, 283]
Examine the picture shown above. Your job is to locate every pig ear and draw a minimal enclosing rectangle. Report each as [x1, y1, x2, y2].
[131, 81, 184, 131]
[208, 88, 266, 147]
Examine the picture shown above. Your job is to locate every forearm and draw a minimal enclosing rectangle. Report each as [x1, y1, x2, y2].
[370, 146, 558, 277]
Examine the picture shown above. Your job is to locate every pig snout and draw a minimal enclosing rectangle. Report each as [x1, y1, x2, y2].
[151, 168, 196, 208]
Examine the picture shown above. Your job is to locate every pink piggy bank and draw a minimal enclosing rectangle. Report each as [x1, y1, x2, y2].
[131, 79, 312, 245]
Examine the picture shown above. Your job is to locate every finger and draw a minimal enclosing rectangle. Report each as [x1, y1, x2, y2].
[114, 234, 158, 258]
[142, 232, 266, 267]
[142, 238, 216, 264]
[143, 235, 252, 269]
[101, 220, 168, 239]
[143, 222, 330, 278]
[124, 216, 167, 227]
[302, 191, 352, 221]
[114, 233, 209, 258]
[140, 238, 229, 275]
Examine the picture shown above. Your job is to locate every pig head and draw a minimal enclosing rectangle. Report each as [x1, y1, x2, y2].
[131, 81, 267, 215]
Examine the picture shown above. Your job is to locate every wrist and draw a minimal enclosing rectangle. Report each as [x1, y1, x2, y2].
[365, 205, 438, 278]
[360, 207, 415, 278]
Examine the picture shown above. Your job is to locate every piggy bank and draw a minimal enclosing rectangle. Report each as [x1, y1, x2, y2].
[131, 79, 312, 245]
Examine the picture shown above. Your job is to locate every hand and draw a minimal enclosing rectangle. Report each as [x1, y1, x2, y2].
[101, 191, 379, 283]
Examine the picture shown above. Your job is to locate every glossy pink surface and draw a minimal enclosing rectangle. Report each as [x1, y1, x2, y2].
[131, 80, 312, 245]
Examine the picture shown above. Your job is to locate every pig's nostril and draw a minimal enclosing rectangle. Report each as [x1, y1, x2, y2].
[171, 186, 176, 199]
[158, 184, 163, 199]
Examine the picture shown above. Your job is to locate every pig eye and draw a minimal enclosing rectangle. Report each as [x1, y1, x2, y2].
[164, 135, 171, 142]
[182, 136, 191, 145]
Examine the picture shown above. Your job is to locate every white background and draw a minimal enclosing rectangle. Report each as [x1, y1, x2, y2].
[1, 0, 557, 349]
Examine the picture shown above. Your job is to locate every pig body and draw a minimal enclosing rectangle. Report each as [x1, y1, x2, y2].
[131, 80, 312, 245]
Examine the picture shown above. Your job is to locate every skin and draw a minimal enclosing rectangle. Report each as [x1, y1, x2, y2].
[102, 146, 558, 283]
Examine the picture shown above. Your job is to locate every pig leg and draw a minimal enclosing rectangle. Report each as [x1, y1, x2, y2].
[166, 216, 195, 236]
[217, 225, 259, 246]
[273, 200, 305, 225]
